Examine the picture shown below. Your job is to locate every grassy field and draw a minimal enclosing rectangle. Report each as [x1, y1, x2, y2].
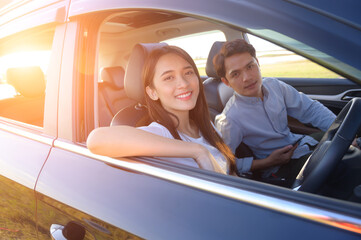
[260, 59, 342, 78]
[198, 59, 342, 79]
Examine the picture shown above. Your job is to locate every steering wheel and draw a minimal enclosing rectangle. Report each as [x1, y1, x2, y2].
[293, 98, 361, 193]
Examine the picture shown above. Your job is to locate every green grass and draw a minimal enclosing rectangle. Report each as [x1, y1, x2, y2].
[260, 60, 342, 78]
[258, 53, 294, 58]
[198, 67, 206, 76]
[197, 59, 342, 79]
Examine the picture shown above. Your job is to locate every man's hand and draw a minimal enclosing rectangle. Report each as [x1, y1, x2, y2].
[251, 144, 297, 171]
[267, 144, 297, 166]
[352, 137, 361, 149]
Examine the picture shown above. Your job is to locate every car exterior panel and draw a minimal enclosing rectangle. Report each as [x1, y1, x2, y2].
[35, 140, 361, 239]
[0, 124, 53, 239]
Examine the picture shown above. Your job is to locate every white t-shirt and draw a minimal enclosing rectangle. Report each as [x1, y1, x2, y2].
[138, 122, 228, 173]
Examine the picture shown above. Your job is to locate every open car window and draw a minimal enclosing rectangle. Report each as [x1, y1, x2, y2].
[163, 30, 226, 76]
[90, 9, 361, 209]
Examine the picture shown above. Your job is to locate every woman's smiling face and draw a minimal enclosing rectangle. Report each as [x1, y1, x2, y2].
[146, 53, 200, 116]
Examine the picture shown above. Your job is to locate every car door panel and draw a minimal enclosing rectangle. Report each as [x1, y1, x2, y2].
[279, 77, 361, 114]
[34, 141, 361, 240]
[36, 194, 114, 239]
[0, 125, 53, 239]
[279, 78, 358, 95]
[35, 143, 143, 239]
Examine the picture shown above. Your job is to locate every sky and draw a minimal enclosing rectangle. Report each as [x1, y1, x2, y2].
[164, 30, 284, 60]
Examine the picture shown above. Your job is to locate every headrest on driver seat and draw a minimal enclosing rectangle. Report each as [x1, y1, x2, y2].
[6, 66, 45, 98]
[124, 43, 168, 104]
[101, 66, 125, 89]
[205, 41, 225, 78]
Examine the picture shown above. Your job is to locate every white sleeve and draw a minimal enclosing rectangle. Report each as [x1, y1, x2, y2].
[137, 122, 174, 139]
[215, 114, 254, 173]
[138, 122, 199, 169]
[236, 157, 253, 174]
[215, 113, 243, 154]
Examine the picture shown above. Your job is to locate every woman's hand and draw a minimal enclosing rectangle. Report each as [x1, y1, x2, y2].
[193, 145, 226, 174]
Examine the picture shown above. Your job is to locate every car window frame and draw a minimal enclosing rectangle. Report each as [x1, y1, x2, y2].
[60, 6, 361, 235]
[0, 17, 65, 138]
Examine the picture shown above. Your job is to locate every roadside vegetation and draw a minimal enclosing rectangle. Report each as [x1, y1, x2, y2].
[260, 59, 342, 78]
[197, 58, 342, 79]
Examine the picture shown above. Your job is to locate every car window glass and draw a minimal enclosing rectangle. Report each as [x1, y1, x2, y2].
[0, 27, 54, 127]
[163, 31, 226, 76]
[248, 29, 361, 81]
[247, 34, 343, 79]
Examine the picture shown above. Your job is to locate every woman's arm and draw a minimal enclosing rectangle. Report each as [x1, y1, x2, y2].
[87, 125, 225, 174]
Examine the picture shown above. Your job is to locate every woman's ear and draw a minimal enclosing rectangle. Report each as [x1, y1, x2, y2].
[146, 86, 159, 101]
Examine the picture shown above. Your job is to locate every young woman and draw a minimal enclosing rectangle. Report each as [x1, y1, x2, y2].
[87, 45, 235, 174]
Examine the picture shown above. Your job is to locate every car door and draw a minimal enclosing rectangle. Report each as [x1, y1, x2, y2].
[0, 1, 63, 239]
[281, 77, 361, 114]
[36, 2, 361, 240]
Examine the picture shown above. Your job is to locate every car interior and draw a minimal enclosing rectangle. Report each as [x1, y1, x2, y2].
[0, 26, 54, 127]
[0, 66, 45, 126]
[97, 11, 247, 125]
[98, 66, 135, 126]
[110, 42, 167, 127]
[92, 10, 361, 203]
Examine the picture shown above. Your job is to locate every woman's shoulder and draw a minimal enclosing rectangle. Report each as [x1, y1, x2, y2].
[137, 122, 174, 139]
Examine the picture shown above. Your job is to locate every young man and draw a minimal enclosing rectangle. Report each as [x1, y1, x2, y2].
[214, 39, 336, 184]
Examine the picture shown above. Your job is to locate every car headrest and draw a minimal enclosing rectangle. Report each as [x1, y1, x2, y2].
[6, 66, 45, 98]
[124, 42, 168, 104]
[205, 41, 225, 78]
[101, 66, 125, 89]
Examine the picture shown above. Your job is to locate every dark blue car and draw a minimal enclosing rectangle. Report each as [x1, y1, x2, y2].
[0, 0, 360, 239]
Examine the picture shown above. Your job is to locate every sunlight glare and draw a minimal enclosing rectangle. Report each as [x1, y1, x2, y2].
[0, 50, 50, 99]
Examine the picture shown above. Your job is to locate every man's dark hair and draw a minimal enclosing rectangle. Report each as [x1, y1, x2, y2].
[213, 39, 256, 78]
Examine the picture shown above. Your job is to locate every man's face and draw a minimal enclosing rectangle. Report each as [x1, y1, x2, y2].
[221, 52, 263, 98]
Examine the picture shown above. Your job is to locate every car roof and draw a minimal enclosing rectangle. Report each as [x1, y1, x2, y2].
[1, 0, 360, 82]
[69, 0, 361, 83]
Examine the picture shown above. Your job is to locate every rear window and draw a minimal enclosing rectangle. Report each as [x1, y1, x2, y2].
[0, 27, 54, 127]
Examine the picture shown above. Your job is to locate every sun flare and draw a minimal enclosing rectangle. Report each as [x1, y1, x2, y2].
[0, 50, 50, 99]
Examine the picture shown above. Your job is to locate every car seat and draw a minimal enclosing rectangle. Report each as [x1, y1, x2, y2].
[0, 66, 45, 126]
[110, 43, 167, 127]
[203, 41, 234, 121]
[98, 66, 135, 126]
